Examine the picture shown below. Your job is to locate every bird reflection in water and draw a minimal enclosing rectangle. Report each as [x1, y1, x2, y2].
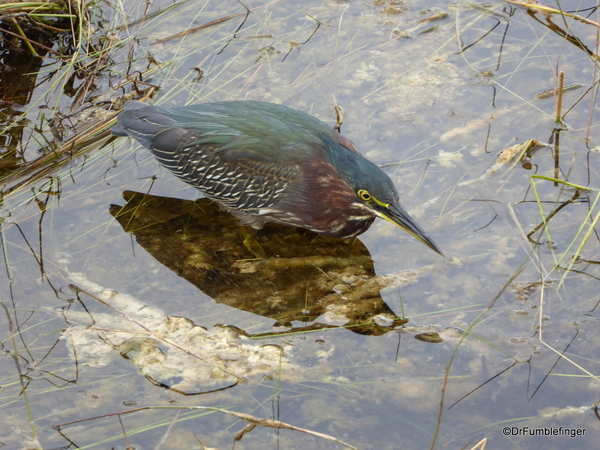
[110, 191, 409, 336]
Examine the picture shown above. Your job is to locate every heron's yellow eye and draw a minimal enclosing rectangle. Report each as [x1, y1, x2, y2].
[358, 189, 372, 201]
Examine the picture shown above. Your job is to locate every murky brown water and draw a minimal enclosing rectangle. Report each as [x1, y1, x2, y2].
[1, 1, 599, 449]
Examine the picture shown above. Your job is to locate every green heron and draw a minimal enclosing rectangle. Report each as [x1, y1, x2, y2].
[112, 100, 442, 255]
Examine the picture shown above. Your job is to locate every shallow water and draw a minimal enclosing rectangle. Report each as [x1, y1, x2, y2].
[1, 0, 599, 449]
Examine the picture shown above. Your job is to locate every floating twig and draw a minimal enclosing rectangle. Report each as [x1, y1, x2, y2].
[53, 405, 360, 450]
[152, 11, 245, 44]
[334, 105, 344, 133]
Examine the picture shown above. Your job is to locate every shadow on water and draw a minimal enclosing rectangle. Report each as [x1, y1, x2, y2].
[109, 190, 407, 336]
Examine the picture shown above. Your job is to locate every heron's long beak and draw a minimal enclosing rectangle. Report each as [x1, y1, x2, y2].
[376, 202, 443, 256]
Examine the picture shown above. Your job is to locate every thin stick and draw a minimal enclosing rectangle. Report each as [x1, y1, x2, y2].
[0, 24, 63, 57]
[334, 105, 344, 132]
[152, 12, 245, 44]
[53, 405, 359, 450]
[503, 0, 600, 28]
[556, 71, 564, 123]
[554, 69, 563, 189]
